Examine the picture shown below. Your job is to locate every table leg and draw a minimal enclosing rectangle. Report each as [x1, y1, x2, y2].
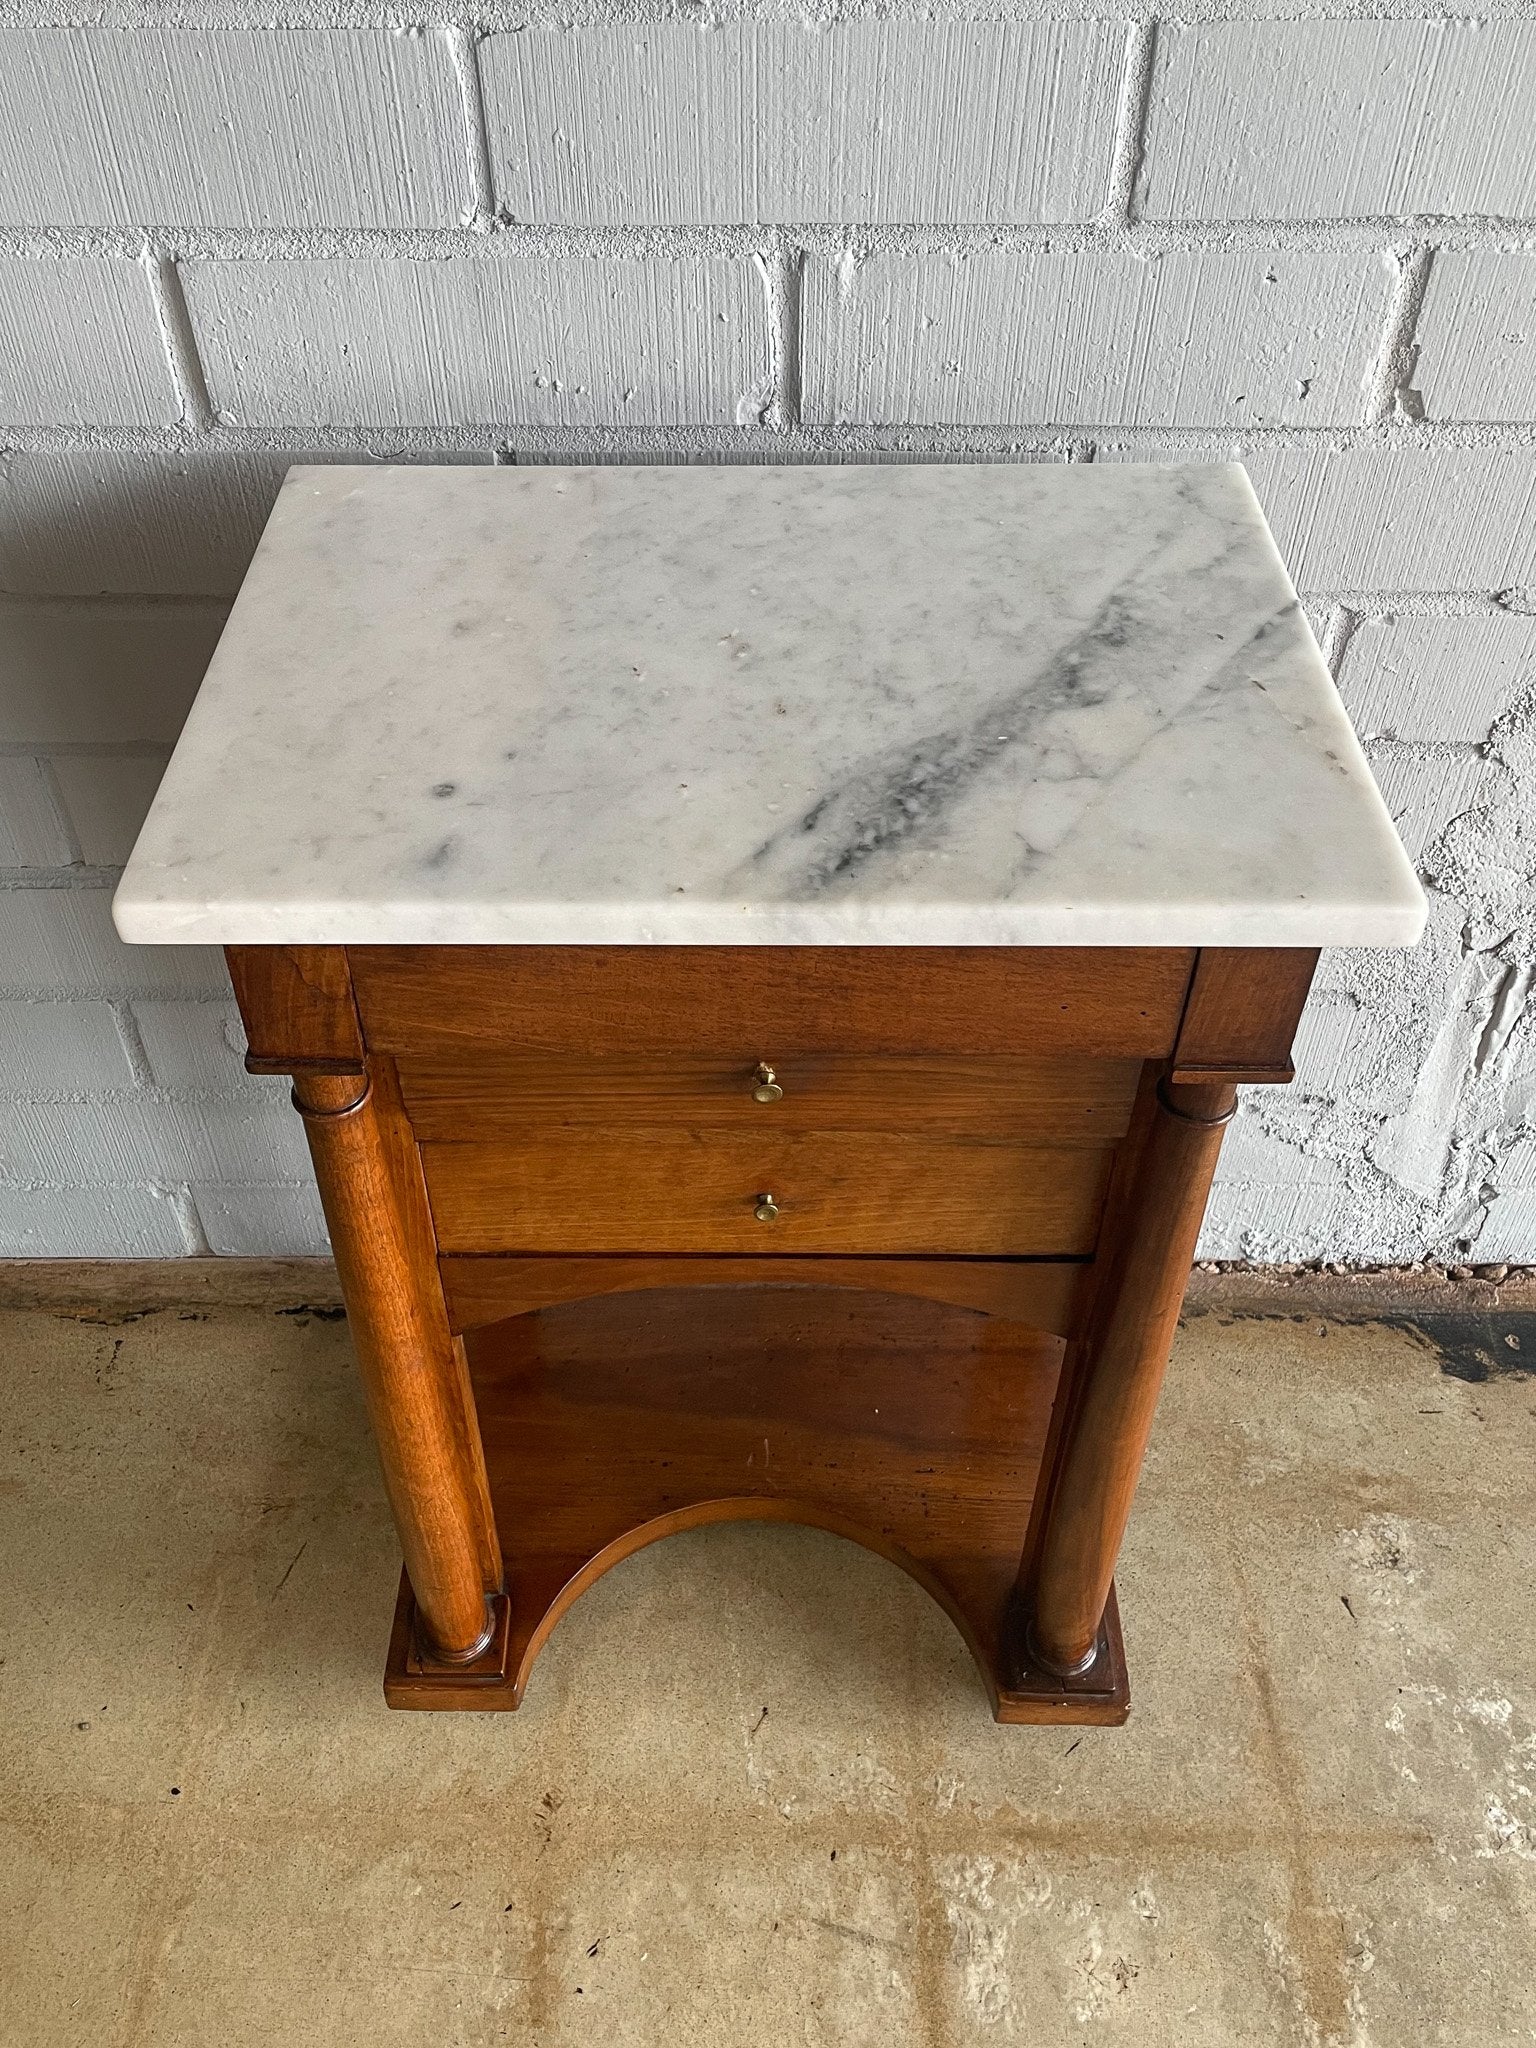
[1024, 1077, 1237, 1678]
[292, 1067, 505, 1667]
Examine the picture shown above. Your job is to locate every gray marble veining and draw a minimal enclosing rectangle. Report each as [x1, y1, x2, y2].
[114, 463, 1424, 947]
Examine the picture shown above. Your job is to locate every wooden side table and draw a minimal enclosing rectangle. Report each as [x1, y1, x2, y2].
[117, 464, 1424, 1725]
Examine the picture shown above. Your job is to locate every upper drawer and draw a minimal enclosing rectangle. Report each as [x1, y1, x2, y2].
[397, 1052, 1142, 1144]
[351, 946, 1195, 1058]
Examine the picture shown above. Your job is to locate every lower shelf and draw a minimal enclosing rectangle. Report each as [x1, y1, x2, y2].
[383, 1283, 1130, 1724]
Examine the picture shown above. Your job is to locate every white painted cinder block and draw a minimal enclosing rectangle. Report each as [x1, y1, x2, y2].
[0, 998, 135, 1090]
[1475, 1191, 1536, 1264]
[0, 451, 313, 596]
[1241, 448, 1536, 590]
[191, 1183, 329, 1258]
[0, 28, 469, 229]
[1142, 19, 1536, 220]
[1199, 1180, 1380, 1265]
[803, 250, 1391, 427]
[0, 599, 224, 742]
[4, 1095, 199, 1186]
[2, 1088, 308, 1186]
[0, 449, 490, 597]
[0, 888, 225, 997]
[1364, 741, 1495, 862]
[0, 1184, 186, 1258]
[1215, 1109, 1322, 1188]
[1339, 613, 1536, 743]
[179, 1092, 314, 1184]
[0, 258, 176, 428]
[183, 257, 772, 429]
[1416, 250, 1536, 422]
[483, 21, 1125, 226]
[0, 759, 73, 866]
[50, 756, 168, 866]
[133, 1000, 250, 1093]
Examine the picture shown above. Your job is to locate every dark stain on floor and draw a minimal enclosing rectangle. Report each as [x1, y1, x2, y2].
[1375, 1311, 1536, 1383]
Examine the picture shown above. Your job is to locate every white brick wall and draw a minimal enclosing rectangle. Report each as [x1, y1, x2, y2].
[0, 258, 177, 427]
[0, 28, 470, 229]
[0, 448, 493, 595]
[184, 256, 772, 428]
[1415, 251, 1536, 421]
[804, 249, 1394, 427]
[481, 22, 1127, 226]
[1237, 448, 1536, 590]
[0, 1000, 135, 1091]
[1, 8, 1535, 1265]
[50, 756, 167, 864]
[0, 759, 73, 866]
[0, 599, 226, 739]
[1141, 20, 1536, 220]
[1339, 614, 1536, 743]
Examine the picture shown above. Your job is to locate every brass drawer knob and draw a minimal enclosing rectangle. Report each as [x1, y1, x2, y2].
[752, 1062, 784, 1104]
[753, 1192, 780, 1222]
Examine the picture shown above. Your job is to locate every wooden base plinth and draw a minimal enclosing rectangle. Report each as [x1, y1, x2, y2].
[385, 1583, 514, 1708]
[383, 1284, 1127, 1723]
[993, 1583, 1130, 1725]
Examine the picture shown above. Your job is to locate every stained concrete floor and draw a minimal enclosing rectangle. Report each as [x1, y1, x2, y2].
[3, 1288, 1535, 2048]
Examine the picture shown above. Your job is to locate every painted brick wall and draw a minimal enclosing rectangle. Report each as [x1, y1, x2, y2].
[1, 5, 1534, 1264]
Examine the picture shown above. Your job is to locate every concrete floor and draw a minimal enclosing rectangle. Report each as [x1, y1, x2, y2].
[3, 1290, 1534, 2047]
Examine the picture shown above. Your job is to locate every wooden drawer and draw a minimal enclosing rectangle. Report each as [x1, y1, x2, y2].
[421, 1129, 1112, 1256]
[352, 946, 1194, 1057]
[398, 1052, 1142, 1143]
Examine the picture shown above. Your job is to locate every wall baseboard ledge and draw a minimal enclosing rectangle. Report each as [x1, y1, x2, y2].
[0, 1257, 1532, 1319]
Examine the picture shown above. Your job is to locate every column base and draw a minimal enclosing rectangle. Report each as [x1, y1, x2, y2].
[994, 1582, 1131, 1726]
[385, 1577, 515, 1709]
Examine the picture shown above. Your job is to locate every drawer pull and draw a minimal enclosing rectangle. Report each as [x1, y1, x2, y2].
[753, 1192, 780, 1222]
[751, 1062, 784, 1104]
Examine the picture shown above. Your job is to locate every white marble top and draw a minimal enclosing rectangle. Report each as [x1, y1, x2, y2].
[115, 463, 1424, 948]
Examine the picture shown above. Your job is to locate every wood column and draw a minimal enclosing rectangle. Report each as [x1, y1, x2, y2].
[293, 1067, 502, 1663]
[1027, 1075, 1237, 1676]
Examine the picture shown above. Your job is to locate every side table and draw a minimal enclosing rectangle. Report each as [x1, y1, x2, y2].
[117, 463, 1424, 1725]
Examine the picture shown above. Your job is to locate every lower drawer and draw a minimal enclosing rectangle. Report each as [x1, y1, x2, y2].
[420, 1129, 1112, 1256]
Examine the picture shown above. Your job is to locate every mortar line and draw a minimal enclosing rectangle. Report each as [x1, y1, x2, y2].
[8, 420, 1536, 458]
[1299, 588, 1536, 616]
[1363, 242, 1434, 426]
[6, 217, 1536, 262]
[1103, 17, 1157, 230]
[0, 742, 175, 758]
[443, 19, 498, 232]
[771, 244, 805, 430]
[0, 866, 121, 889]
[167, 1184, 215, 1258]
[109, 1000, 156, 1089]
[8, 2, 1536, 27]
[0, 590, 228, 614]
[1317, 604, 1358, 678]
[141, 243, 216, 433]
[31, 755, 86, 866]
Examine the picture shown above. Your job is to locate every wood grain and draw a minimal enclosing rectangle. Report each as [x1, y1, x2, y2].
[421, 1130, 1113, 1256]
[350, 946, 1196, 1057]
[1171, 947, 1319, 1083]
[1026, 1076, 1237, 1675]
[226, 944, 364, 1073]
[439, 1253, 1090, 1334]
[291, 1062, 502, 1662]
[398, 1052, 1142, 1143]
[386, 1284, 1070, 1718]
